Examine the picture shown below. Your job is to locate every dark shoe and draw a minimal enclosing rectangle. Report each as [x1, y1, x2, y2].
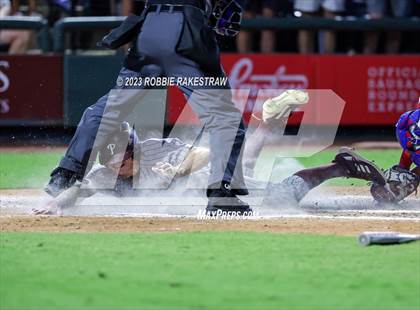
[44, 167, 78, 197]
[206, 182, 253, 216]
[333, 147, 386, 185]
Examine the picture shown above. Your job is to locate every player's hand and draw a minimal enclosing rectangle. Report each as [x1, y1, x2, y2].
[152, 162, 178, 179]
[32, 200, 59, 215]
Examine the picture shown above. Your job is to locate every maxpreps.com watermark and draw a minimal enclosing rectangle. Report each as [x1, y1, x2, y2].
[196, 209, 260, 220]
[117, 76, 229, 88]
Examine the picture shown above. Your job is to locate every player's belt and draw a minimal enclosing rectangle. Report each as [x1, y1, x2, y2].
[147, 0, 205, 10]
[148, 4, 185, 13]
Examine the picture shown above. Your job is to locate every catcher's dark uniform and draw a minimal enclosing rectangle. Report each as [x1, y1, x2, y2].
[51, 0, 250, 204]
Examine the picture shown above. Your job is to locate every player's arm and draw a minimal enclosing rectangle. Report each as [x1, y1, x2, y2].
[0, 1, 11, 16]
[55, 185, 96, 209]
[33, 183, 96, 215]
[175, 147, 210, 177]
[11, 0, 18, 14]
[152, 147, 210, 179]
[28, 0, 36, 14]
[122, 0, 133, 16]
[399, 149, 413, 170]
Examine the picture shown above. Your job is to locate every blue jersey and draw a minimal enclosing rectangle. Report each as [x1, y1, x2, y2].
[396, 109, 420, 167]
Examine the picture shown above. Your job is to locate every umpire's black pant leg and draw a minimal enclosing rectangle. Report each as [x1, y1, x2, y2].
[59, 67, 162, 178]
[59, 93, 108, 177]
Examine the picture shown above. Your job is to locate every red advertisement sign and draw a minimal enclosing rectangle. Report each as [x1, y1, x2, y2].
[1, 54, 418, 126]
[0, 55, 63, 125]
[168, 54, 420, 125]
[167, 54, 317, 124]
[316, 55, 420, 125]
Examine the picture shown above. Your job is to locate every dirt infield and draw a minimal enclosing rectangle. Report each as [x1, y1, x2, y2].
[1, 186, 419, 236]
[0, 216, 418, 236]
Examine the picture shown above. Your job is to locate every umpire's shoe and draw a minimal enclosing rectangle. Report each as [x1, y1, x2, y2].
[206, 182, 253, 216]
[333, 147, 386, 185]
[44, 167, 78, 197]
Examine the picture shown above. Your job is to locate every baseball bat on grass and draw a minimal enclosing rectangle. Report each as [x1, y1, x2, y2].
[358, 231, 420, 246]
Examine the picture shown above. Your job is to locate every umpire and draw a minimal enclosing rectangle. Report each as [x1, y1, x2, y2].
[45, 0, 252, 214]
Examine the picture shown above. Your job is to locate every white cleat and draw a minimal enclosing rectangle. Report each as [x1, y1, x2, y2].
[262, 90, 309, 122]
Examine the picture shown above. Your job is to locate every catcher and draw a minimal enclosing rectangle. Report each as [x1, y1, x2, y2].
[34, 90, 392, 215]
[370, 102, 420, 204]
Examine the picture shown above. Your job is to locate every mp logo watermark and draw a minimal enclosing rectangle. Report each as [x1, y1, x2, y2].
[72, 86, 345, 212]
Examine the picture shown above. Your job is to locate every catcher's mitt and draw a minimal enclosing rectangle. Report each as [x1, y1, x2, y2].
[370, 165, 419, 203]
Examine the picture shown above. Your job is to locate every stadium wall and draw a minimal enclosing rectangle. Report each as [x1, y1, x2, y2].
[0, 55, 63, 126]
[0, 54, 419, 127]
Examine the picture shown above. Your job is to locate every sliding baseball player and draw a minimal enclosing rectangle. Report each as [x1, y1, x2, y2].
[35, 91, 410, 215]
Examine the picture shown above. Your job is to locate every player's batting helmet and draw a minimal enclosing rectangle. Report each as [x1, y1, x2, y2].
[99, 122, 140, 165]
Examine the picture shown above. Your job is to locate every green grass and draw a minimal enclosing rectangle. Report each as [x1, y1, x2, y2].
[0, 149, 401, 189]
[0, 152, 62, 189]
[296, 149, 398, 171]
[1, 232, 419, 310]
